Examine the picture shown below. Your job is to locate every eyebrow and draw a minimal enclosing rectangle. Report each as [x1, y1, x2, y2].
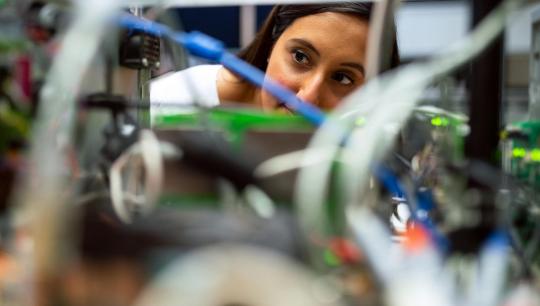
[289, 38, 365, 77]
[341, 62, 365, 77]
[289, 38, 320, 57]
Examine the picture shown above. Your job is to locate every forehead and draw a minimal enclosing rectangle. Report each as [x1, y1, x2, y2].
[278, 12, 369, 58]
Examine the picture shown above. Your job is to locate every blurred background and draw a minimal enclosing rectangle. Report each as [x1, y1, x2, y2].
[0, 0, 539, 306]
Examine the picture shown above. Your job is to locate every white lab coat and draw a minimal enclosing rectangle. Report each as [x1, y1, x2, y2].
[150, 64, 221, 121]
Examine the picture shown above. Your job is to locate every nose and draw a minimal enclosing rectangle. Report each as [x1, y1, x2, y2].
[296, 73, 324, 106]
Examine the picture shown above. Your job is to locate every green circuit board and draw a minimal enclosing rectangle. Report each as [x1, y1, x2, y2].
[153, 106, 314, 147]
[502, 120, 540, 188]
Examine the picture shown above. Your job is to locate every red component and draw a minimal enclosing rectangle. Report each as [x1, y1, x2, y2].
[26, 25, 53, 44]
[15, 56, 31, 101]
[329, 238, 362, 264]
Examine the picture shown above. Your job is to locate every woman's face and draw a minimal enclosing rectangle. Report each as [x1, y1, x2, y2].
[261, 12, 369, 110]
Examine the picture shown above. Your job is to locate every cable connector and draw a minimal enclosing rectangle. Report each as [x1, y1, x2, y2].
[174, 31, 225, 62]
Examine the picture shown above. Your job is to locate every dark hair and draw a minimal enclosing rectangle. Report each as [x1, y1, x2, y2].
[237, 3, 400, 74]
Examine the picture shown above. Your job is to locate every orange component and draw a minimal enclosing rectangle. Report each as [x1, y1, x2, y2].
[403, 223, 431, 253]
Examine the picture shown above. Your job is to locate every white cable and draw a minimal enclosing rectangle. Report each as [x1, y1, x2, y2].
[243, 185, 276, 219]
[140, 130, 164, 213]
[414, 105, 469, 122]
[346, 206, 397, 283]
[294, 0, 525, 263]
[110, 140, 141, 223]
[16, 0, 121, 210]
[465, 240, 510, 306]
[254, 146, 339, 179]
[110, 130, 165, 223]
[342, 0, 523, 210]
[9, 1, 121, 300]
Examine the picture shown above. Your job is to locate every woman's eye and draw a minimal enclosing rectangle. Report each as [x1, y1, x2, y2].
[292, 50, 309, 65]
[332, 72, 354, 85]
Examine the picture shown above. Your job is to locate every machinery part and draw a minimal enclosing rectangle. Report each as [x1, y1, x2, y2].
[110, 129, 164, 223]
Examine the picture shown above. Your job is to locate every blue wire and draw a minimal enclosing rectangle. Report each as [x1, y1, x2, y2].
[373, 165, 405, 199]
[374, 165, 449, 251]
[484, 229, 509, 250]
[118, 14, 172, 36]
[415, 189, 449, 252]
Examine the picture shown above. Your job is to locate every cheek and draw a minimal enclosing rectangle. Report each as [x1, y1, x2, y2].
[265, 49, 305, 90]
[323, 83, 364, 109]
[268, 74, 298, 91]
[319, 97, 340, 110]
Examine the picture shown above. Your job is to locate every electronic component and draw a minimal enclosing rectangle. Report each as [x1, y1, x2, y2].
[119, 27, 160, 70]
[153, 107, 314, 204]
[501, 121, 540, 188]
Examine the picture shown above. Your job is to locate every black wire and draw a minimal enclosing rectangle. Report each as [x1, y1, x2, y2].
[393, 152, 412, 170]
[508, 227, 534, 280]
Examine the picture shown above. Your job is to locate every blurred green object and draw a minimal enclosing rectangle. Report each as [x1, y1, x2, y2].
[502, 121, 540, 270]
[0, 103, 30, 154]
[0, 40, 27, 54]
[153, 106, 313, 149]
[502, 121, 540, 188]
[153, 107, 355, 237]
[153, 106, 314, 200]
[415, 107, 469, 164]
